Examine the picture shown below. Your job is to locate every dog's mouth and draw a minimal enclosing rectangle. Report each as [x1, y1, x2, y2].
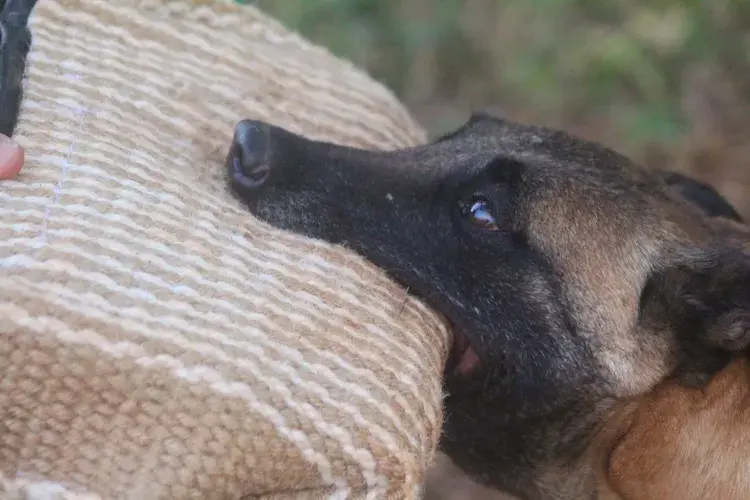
[400, 287, 484, 381]
[444, 321, 482, 379]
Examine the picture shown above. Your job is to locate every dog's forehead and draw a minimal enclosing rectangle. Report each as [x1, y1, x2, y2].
[463, 117, 555, 148]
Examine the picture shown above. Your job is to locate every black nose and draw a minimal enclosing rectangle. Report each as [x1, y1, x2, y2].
[227, 119, 271, 190]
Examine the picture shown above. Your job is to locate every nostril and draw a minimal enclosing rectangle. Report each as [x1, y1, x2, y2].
[233, 150, 270, 187]
[228, 119, 271, 190]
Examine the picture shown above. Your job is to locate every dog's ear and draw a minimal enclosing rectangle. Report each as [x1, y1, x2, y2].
[639, 247, 750, 386]
[431, 111, 501, 144]
[659, 170, 744, 222]
[605, 358, 750, 500]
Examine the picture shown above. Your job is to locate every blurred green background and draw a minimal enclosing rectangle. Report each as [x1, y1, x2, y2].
[245, 0, 750, 217]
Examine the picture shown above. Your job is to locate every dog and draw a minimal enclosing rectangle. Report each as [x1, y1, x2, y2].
[226, 114, 750, 499]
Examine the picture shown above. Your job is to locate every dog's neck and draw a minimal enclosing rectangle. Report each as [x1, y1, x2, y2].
[524, 356, 750, 500]
[594, 356, 750, 500]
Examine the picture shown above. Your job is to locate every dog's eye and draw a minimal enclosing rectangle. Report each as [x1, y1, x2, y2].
[461, 196, 499, 231]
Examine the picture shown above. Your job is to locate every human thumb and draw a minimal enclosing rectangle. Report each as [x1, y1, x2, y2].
[0, 133, 24, 180]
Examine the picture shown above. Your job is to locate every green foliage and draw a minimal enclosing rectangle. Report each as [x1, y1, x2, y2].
[247, 0, 750, 155]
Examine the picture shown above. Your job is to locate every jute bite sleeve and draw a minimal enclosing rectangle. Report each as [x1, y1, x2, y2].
[0, 1, 451, 498]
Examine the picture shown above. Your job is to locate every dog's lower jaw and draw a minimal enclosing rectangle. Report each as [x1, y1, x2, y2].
[503, 460, 615, 500]
[436, 443, 597, 500]
[438, 403, 631, 500]
[531, 467, 613, 500]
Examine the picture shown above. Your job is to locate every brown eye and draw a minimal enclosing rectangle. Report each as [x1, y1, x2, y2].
[461, 196, 499, 231]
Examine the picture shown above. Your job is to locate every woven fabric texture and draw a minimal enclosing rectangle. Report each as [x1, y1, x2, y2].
[0, 1, 450, 499]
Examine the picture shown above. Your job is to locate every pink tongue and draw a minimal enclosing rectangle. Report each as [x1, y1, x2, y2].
[454, 345, 481, 377]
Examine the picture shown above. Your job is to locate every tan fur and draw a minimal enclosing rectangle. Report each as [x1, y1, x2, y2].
[528, 194, 666, 395]
[484, 156, 750, 498]
[427, 354, 750, 500]
[603, 357, 750, 499]
[526, 180, 721, 398]
[594, 214, 750, 499]
[514, 203, 750, 499]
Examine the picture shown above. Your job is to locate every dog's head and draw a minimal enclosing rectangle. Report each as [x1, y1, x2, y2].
[227, 114, 750, 498]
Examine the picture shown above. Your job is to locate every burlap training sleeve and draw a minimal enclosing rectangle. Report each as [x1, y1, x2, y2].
[0, 1, 450, 498]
